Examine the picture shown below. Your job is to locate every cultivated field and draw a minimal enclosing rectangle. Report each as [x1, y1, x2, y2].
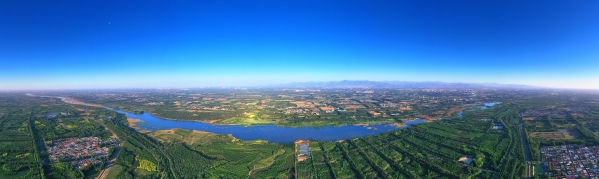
[529, 129, 579, 140]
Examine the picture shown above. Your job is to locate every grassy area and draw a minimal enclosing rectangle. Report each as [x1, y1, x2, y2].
[0, 94, 116, 179]
[148, 128, 295, 178]
[7, 90, 599, 178]
[150, 128, 237, 145]
[102, 164, 125, 179]
[534, 163, 543, 176]
[216, 115, 279, 125]
[216, 116, 398, 127]
[529, 130, 578, 140]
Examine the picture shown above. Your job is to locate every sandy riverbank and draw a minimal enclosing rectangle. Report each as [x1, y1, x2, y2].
[127, 118, 142, 127]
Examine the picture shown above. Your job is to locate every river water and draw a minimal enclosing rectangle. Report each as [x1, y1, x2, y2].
[55, 96, 500, 143]
[458, 102, 502, 117]
[119, 110, 424, 143]
[55, 96, 412, 143]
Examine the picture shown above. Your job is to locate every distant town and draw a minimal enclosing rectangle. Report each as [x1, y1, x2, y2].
[46, 137, 120, 169]
[2, 87, 599, 178]
[51, 88, 516, 127]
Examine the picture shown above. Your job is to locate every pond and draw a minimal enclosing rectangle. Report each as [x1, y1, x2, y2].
[458, 102, 502, 117]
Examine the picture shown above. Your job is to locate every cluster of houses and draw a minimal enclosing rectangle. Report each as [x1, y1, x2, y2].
[88, 88, 502, 123]
[46, 137, 120, 169]
[540, 144, 599, 178]
[284, 107, 322, 115]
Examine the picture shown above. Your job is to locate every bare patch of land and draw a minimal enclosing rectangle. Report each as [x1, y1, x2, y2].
[388, 122, 407, 127]
[529, 129, 579, 140]
[319, 107, 334, 111]
[127, 118, 141, 128]
[399, 107, 412, 111]
[291, 101, 312, 107]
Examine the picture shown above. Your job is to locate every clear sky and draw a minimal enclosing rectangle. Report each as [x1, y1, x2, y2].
[1, 0, 599, 90]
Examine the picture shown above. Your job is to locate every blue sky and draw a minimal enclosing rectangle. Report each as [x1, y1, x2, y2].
[1, 0, 599, 90]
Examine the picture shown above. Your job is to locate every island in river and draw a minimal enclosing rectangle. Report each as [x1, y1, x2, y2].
[47, 94, 501, 143]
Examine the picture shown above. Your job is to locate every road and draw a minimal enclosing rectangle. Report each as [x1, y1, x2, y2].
[95, 121, 122, 179]
[30, 94, 123, 179]
[519, 114, 533, 179]
[57, 118, 67, 128]
[97, 144, 121, 179]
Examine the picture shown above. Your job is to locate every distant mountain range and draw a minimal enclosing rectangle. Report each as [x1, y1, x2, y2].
[269, 80, 539, 89]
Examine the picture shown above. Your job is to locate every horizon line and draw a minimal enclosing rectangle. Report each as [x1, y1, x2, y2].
[2, 80, 599, 91]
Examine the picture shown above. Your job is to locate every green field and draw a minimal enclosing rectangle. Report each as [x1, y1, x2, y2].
[2, 90, 599, 178]
[102, 164, 125, 179]
[216, 113, 280, 125]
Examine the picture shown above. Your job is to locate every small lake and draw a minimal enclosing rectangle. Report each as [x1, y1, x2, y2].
[458, 102, 502, 117]
[119, 110, 424, 143]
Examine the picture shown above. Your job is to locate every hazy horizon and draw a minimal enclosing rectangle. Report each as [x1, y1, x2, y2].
[2, 80, 598, 91]
[2, 1, 599, 90]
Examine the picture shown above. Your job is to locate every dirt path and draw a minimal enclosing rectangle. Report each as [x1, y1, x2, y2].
[57, 118, 67, 128]
[29, 94, 123, 179]
[93, 121, 122, 179]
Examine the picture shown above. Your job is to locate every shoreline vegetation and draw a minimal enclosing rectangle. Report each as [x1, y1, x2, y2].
[145, 110, 408, 127]
[126, 118, 141, 128]
[117, 107, 412, 128]
[14, 90, 599, 178]
[52, 95, 466, 128]
[127, 103, 515, 178]
[149, 128, 263, 144]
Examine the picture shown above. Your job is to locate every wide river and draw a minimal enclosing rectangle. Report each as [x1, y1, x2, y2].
[56, 96, 498, 143]
[118, 109, 424, 143]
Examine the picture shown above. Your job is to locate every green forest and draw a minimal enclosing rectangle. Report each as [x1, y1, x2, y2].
[2, 90, 599, 178]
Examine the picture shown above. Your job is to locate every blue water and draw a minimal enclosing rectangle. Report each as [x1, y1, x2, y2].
[57, 97, 424, 143]
[480, 102, 502, 109]
[118, 110, 424, 143]
[55, 97, 501, 143]
[459, 102, 502, 117]
[485, 102, 502, 107]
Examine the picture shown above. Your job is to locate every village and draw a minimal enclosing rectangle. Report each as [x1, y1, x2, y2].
[46, 137, 120, 169]
[540, 144, 599, 178]
[70, 88, 503, 125]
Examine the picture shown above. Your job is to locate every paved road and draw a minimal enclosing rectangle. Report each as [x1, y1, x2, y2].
[95, 122, 122, 179]
[97, 144, 121, 179]
[30, 94, 123, 179]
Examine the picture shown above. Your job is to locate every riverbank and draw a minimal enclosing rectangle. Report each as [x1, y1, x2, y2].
[52, 95, 444, 128]
[119, 110, 423, 143]
[48, 95, 427, 142]
[132, 109, 406, 128]
[148, 128, 266, 145]
[127, 118, 141, 128]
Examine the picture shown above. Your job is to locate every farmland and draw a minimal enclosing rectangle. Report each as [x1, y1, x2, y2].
[96, 101, 525, 178]
[2, 89, 599, 178]
[0, 93, 117, 179]
[50, 88, 501, 127]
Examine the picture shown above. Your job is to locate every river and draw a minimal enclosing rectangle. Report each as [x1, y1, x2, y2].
[458, 102, 502, 117]
[48, 96, 425, 143]
[52, 96, 500, 143]
[117, 109, 424, 143]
